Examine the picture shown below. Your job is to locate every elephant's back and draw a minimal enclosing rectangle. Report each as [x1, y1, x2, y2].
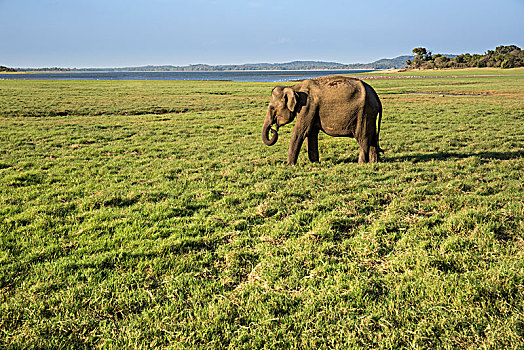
[310, 76, 363, 90]
[309, 76, 365, 103]
[310, 76, 366, 108]
[308, 76, 367, 136]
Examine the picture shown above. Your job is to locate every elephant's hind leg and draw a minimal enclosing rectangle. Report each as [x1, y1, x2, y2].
[361, 110, 380, 163]
[358, 139, 370, 164]
[369, 146, 380, 163]
[368, 129, 381, 163]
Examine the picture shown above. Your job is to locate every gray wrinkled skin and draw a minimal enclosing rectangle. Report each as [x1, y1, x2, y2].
[262, 76, 383, 165]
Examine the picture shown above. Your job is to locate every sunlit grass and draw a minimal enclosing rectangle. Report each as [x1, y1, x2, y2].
[0, 70, 523, 348]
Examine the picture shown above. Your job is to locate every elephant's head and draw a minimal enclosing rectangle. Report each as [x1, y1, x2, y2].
[261, 86, 299, 146]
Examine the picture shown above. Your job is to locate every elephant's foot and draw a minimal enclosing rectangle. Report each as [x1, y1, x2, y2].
[369, 146, 380, 163]
[308, 155, 320, 163]
[358, 150, 369, 164]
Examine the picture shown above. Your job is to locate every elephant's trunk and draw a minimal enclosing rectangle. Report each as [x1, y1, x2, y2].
[262, 110, 278, 146]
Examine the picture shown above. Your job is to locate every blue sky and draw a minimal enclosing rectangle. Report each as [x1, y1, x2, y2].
[1, 0, 523, 68]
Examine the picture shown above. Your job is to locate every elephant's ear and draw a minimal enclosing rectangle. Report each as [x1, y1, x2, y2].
[284, 88, 297, 112]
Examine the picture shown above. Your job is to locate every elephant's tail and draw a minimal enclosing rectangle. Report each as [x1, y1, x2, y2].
[376, 107, 384, 154]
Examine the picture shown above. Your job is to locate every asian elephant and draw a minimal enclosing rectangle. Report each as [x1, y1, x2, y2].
[261, 76, 383, 165]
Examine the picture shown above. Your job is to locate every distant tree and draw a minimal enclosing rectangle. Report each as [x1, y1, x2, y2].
[501, 58, 515, 69]
[0, 66, 16, 72]
[412, 47, 427, 58]
[408, 47, 435, 68]
[434, 55, 449, 68]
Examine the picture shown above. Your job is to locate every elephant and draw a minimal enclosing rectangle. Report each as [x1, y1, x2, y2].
[261, 76, 383, 165]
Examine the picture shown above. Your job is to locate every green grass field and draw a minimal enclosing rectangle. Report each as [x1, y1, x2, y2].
[1, 68, 523, 349]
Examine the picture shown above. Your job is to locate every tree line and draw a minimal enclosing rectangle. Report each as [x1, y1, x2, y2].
[406, 45, 524, 69]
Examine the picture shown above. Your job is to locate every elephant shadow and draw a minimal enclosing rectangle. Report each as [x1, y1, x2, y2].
[383, 150, 523, 163]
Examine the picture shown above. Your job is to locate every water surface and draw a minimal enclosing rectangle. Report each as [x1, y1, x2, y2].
[0, 70, 375, 82]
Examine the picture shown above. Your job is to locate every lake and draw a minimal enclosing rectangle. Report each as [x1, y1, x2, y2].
[0, 70, 375, 82]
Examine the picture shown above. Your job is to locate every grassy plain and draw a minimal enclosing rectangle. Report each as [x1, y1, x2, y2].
[0, 68, 523, 349]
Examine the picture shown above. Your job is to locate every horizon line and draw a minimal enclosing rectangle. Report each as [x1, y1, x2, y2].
[10, 55, 415, 70]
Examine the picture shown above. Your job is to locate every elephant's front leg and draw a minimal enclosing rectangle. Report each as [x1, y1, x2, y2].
[287, 103, 316, 165]
[287, 129, 306, 165]
[306, 129, 320, 163]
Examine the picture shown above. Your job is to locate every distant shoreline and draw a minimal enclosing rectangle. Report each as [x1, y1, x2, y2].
[0, 69, 378, 82]
[9, 68, 377, 74]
